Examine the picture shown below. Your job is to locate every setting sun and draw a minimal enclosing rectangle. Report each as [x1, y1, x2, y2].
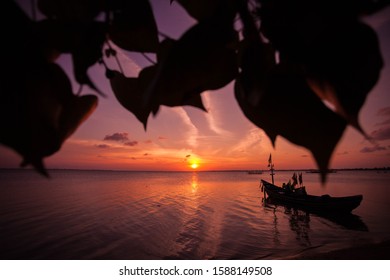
[191, 163, 199, 169]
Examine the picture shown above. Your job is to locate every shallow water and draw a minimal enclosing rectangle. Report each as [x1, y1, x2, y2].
[0, 169, 389, 259]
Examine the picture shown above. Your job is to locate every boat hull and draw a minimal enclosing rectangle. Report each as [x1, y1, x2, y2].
[261, 180, 362, 213]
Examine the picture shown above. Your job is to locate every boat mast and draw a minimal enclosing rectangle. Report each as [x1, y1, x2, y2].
[268, 154, 275, 184]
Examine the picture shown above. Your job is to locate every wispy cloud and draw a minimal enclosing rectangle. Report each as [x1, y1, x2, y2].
[370, 127, 390, 141]
[360, 146, 387, 153]
[377, 107, 390, 116]
[229, 128, 264, 155]
[108, 42, 142, 77]
[202, 91, 232, 136]
[172, 107, 199, 147]
[375, 119, 390, 126]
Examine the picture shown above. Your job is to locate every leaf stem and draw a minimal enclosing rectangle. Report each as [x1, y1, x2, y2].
[105, 40, 125, 74]
[141, 53, 157, 65]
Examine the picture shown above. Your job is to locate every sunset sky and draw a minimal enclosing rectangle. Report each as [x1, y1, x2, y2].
[1, 1, 389, 171]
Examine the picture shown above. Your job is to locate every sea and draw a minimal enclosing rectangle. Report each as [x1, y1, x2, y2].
[0, 169, 389, 260]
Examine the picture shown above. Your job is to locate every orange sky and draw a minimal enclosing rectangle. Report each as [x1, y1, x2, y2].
[1, 2, 389, 172]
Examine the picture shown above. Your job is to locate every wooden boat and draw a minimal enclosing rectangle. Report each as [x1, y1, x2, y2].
[261, 179, 363, 213]
[264, 197, 368, 231]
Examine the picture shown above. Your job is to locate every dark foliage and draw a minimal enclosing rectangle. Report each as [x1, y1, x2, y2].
[0, 0, 387, 180]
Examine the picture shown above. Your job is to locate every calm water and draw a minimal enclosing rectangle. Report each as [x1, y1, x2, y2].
[0, 169, 389, 259]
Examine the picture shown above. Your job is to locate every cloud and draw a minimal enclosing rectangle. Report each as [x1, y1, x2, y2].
[124, 141, 138, 146]
[377, 107, 390, 116]
[144, 140, 153, 144]
[172, 107, 199, 147]
[202, 91, 232, 136]
[95, 144, 110, 149]
[158, 136, 167, 140]
[376, 119, 390, 126]
[144, 153, 150, 156]
[229, 128, 263, 155]
[360, 146, 387, 153]
[104, 132, 129, 142]
[370, 127, 390, 141]
[186, 154, 191, 158]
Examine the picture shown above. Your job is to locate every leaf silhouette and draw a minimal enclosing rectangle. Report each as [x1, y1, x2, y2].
[36, 20, 106, 94]
[1, 62, 97, 176]
[259, 0, 384, 134]
[305, 22, 383, 133]
[108, 0, 159, 52]
[235, 63, 347, 182]
[237, 39, 276, 107]
[110, 67, 158, 129]
[110, 62, 207, 129]
[145, 16, 238, 115]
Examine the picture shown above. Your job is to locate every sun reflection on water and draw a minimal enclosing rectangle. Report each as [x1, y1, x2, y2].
[191, 172, 198, 193]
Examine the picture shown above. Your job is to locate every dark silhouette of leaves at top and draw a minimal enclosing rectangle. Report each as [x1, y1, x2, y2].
[259, 0, 384, 133]
[235, 63, 347, 182]
[1, 0, 388, 180]
[144, 14, 238, 115]
[0, 1, 97, 175]
[108, 0, 159, 53]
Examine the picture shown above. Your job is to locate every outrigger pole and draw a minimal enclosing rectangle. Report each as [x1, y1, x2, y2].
[268, 153, 275, 184]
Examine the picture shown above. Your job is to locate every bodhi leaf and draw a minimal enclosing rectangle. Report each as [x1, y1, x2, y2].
[145, 15, 238, 115]
[235, 63, 347, 182]
[259, 0, 385, 134]
[1, 61, 97, 176]
[110, 66, 159, 130]
[108, 0, 159, 53]
[305, 22, 383, 133]
[110, 63, 207, 129]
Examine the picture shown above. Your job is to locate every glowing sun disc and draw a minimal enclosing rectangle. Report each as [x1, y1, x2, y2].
[191, 163, 199, 169]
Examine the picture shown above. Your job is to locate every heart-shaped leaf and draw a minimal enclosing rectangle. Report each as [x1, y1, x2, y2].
[235, 63, 347, 182]
[145, 16, 238, 114]
[305, 22, 383, 133]
[0, 58, 97, 176]
[110, 67, 158, 129]
[110, 63, 207, 129]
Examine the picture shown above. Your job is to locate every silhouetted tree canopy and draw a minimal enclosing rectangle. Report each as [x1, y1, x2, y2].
[0, 0, 388, 181]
